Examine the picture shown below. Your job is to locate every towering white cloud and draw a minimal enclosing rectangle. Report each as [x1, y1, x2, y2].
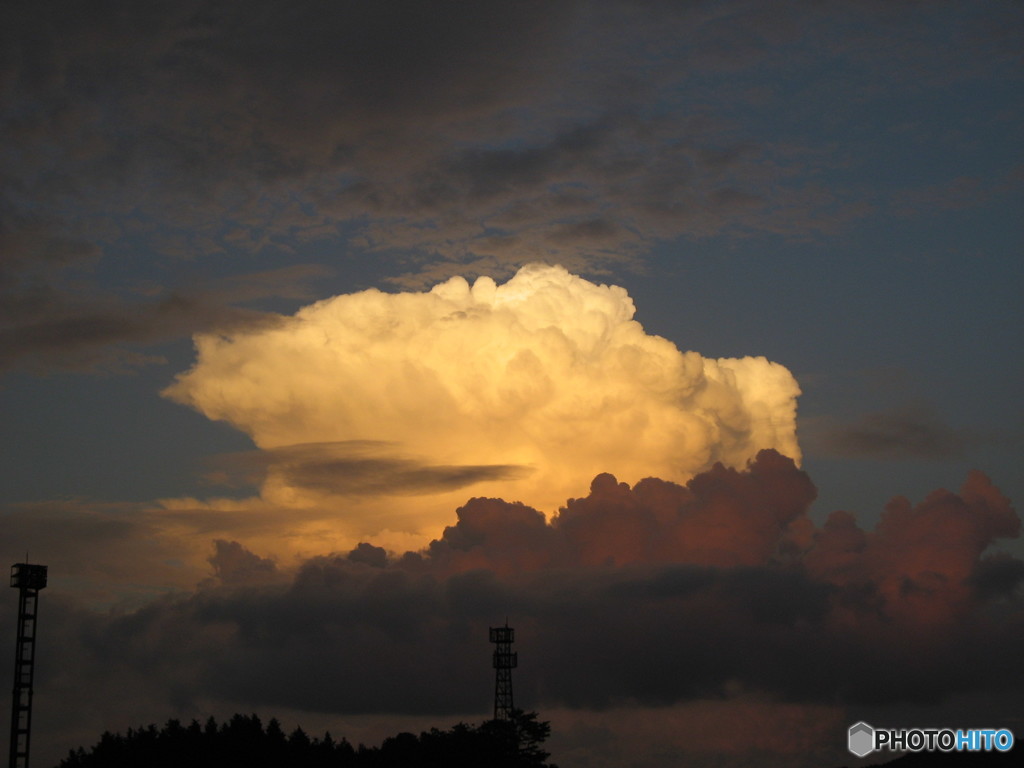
[164, 264, 800, 541]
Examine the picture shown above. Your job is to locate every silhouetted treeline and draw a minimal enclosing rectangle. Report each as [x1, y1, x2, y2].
[57, 710, 557, 768]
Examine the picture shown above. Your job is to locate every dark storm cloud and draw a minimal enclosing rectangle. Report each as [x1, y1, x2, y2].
[0, 265, 328, 372]
[1, 0, 568, 156]
[32, 451, 1022, 730]
[0, 499, 199, 605]
[10, 1, 1018, 371]
[207, 539, 278, 587]
[0, 294, 258, 372]
[0, 0, 578, 371]
[0, 0, 573, 219]
[821, 405, 968, 459]
[970, 554, 1024, 602]
[209, 442, 531, 497]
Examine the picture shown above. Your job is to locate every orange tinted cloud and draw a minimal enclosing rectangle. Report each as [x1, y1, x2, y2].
[807, 470, 1019, 627]
[422, 450, 817, 574]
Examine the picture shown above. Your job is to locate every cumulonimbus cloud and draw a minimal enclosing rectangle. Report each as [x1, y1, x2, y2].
[163, 264, 801, 544]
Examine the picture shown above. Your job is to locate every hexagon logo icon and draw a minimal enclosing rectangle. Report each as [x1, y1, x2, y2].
[848, 722, 875, 758]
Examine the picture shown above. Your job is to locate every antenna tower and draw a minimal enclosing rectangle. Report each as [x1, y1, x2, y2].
[489, 623, 517, 721]
[9, 563, 47, 768]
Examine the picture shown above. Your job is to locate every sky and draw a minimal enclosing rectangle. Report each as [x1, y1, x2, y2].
[1, 1, 1022, 766]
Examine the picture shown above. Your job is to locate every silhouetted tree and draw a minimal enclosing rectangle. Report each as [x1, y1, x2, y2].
[477, 710, 556, 768]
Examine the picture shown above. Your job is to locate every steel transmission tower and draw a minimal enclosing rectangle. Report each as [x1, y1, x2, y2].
[489, 623, 517, 721]
[9, 563, 47, 768]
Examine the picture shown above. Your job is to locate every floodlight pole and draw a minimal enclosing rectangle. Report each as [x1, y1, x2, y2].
[489, 623, 517, 721]
[9, 563, 47, 768]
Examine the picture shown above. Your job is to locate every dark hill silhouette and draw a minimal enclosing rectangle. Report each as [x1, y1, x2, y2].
[837, 746, 1017, 767]
[56, 710, 556, 768]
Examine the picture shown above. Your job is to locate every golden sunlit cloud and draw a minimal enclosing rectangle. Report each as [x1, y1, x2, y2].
[163, 264, 801, 550]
